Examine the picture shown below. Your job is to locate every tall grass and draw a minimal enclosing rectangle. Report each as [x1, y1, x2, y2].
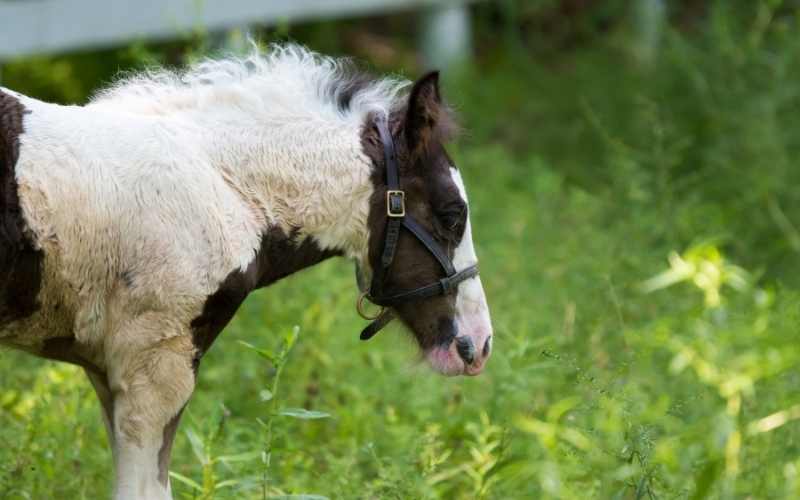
[2, 2, 800, 498]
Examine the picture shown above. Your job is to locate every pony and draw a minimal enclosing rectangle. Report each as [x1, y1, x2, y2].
[0, 45, 493, 499]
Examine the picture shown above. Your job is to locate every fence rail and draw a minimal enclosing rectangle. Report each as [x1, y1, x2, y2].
[0, 0, 472, 62]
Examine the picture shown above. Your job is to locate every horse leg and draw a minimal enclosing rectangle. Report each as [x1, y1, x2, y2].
[107, 334, 195, 500]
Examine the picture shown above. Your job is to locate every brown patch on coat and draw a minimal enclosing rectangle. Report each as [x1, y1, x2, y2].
[0, 90, 44, 327]
[360, 74, 468, 350]
[39, 336, 104, 375]
[86, 371, 115, 441]
[158, 407, 184, 487]
[190, 228, 338, 364]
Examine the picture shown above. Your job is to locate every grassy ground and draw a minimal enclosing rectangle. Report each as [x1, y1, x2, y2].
[3, 4, 800, 498]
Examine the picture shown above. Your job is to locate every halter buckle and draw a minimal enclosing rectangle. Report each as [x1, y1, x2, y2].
[386, 190, 406, 218]
[357, 292, 385, 320]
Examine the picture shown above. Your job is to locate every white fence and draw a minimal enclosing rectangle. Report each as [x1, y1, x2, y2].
[0, 0, 473, 67]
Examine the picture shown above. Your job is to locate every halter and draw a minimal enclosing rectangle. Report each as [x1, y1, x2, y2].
[357, 115, 479, 341]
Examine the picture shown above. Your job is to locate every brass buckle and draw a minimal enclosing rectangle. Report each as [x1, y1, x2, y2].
[357, 292, 384, 320]
[386, 190, 405, 218]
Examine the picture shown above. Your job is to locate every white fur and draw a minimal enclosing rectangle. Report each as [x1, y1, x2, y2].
[114, 444, 171, 500]
[450, 168, 490, 317]
[87, 44, 409, 261]
[425, 168, 493, 376]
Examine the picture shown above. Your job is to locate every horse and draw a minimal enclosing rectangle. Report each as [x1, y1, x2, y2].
[0, 45, 493, 499]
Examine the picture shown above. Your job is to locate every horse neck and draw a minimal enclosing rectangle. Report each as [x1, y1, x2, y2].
[200, 113, 374, 261]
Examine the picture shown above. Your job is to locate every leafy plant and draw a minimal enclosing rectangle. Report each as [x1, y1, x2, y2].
[240, 326, 331, 500]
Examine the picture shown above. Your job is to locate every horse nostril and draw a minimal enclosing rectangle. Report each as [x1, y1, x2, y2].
[456, 337, 476, 365]
[483, 336, 492, 357]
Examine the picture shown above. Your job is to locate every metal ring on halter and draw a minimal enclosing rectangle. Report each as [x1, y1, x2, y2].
[357, 292, 384, 321]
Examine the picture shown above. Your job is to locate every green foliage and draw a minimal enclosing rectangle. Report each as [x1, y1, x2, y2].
[2, 1, 800, 498]
[464, 1, 800, 284]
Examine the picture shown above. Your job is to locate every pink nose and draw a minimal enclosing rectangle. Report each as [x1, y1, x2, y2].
[457, 335, 492, 375]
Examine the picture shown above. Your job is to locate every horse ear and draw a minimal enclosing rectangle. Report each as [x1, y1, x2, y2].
[404, 71, 442, 156]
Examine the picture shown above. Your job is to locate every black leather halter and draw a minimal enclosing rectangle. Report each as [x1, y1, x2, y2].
[357, 115, 479, 341]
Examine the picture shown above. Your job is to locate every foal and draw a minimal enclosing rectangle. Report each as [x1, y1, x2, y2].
[0, 46, 493, 499]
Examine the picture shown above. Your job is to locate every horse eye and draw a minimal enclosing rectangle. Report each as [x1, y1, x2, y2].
[441, 213, 460, 231]
[437, 206, 466, 233]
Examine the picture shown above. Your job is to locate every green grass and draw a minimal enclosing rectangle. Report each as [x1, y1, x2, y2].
[1, 146, 797, 499]
[3, 3, 800, 498]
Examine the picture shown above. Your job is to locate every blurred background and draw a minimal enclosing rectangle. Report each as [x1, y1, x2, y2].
[2, 0, 800, 498]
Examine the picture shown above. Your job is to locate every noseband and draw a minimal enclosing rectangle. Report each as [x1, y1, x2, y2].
[357, 115, 479, 341]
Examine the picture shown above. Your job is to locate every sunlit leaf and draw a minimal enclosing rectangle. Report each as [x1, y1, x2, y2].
[278, 408, 331, 420]
[169, 471, 202, 491]
[748, 404, 800, 435]
[546, 397, 580, 423]
[283, 325, 301, 351]
[184, 429, 207, 465]
[216, 450, 262, 463]
[215, 478, 246, 489]
[271, 495, 329, 500]
[238, 340, 277, 363]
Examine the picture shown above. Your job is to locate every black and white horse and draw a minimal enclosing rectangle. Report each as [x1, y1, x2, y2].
[0, 45, 493, 499]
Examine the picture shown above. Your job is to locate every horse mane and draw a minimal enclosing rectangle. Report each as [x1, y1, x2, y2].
[89, 44, 410, 128]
